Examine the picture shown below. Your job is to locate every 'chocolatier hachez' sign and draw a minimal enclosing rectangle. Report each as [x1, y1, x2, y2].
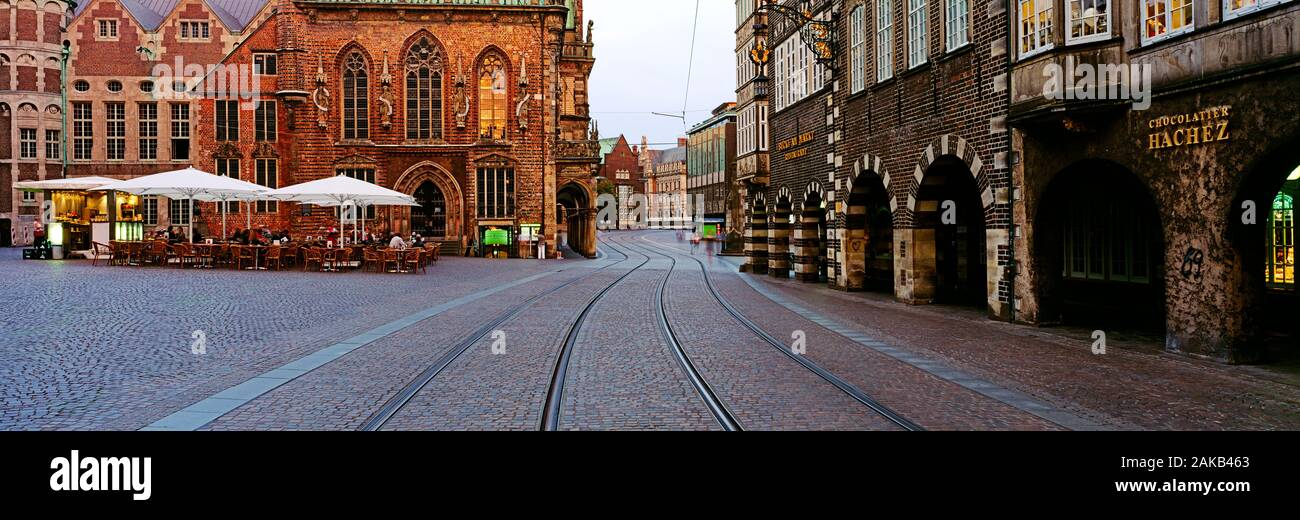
[1147, 105, 1231, 150]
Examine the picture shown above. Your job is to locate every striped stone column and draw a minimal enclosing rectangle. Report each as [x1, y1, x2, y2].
[794, 209, 821, 283]
[750, 206, 769, 275]
[768, 208, 791, 278]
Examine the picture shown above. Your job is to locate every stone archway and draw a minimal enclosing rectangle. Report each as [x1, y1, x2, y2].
[392, 161, 464, 242]
[558, 180, 597, 257]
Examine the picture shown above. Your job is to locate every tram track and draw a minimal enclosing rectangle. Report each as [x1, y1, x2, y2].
[625, 235, 923, 432]
[360, 244, 638, 431]
[541, 239, 741, 431]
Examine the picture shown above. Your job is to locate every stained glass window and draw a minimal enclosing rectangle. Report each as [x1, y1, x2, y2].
[479, 55, 508, 140]
[1267, 193, 1295, 289]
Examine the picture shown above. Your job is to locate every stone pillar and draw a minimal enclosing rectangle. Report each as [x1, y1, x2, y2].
[768, 209, 790, 278]
[750, 206, 769, 275]
[794, 208, 821, 283]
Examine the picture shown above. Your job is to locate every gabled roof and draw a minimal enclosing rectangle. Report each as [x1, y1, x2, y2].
[655, 146, 686, 164]
[72, 0, 268, 33]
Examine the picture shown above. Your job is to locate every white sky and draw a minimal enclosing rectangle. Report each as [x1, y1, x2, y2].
[586, 0, 736, 149]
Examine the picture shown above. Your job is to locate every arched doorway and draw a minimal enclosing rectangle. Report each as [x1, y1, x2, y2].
[844, 170, 893, 292]
[915, 156, 987, 305]
[1035, 160, 1165, 331]
[411, 181, 446, 238]
[392, 162, 463, 243]
[558, 181, 595, 257]
[1232, 157, 1299, 359]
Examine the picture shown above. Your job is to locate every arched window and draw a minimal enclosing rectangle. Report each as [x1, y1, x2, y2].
[479, 55, 508, 140]
[342, 51, 369, 140]
[1268, 192, 1295, 289]
[405, 37, 443, 141]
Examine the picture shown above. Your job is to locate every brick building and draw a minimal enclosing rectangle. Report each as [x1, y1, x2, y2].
[736, 0, 770, 270]
[597, 133, 643, 229]
[742, 0, 1298, 362]
[647, 137, 687, 229]
[687, 102, 737, 241]
[1, 0, 74, 246]
[1007, 0, 1300, 362]
[177, 0, 600, 257]
[744, 0, 1013, 304]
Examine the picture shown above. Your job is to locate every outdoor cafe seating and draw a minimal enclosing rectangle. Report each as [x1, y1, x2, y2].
[96, 239, 438, 275]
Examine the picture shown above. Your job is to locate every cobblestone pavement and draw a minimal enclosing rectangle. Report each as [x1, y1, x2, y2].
[0, 248, 572, 430]
[5, 230, 1298, 430]
[638, 231, 1300, 431]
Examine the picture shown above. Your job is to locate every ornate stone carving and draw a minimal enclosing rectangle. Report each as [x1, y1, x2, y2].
[212, 142, 241, 159]
[516, 54, 532, 135]
[312, 54, 331, 129]
[452, 53, 469, 129]
[378, 52, 395, 128]
[253, 142, 278, 159]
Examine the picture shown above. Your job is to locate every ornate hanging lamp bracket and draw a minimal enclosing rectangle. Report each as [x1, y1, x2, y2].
[752, 0, 837, 72]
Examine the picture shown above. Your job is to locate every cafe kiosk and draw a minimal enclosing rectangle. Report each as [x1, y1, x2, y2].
[14, 177, 145, 259]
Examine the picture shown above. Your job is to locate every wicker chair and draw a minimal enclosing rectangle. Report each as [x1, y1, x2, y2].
[303, 248, 324, 272]
[265, 246, 283, 271]
[93, 242, 114, 267]
[363, 248, 382, 273]
[235, 245, 259, 270]
[171, 243, 199, 268]
[404, 250, 425, 274]
[145, 241, 172, 266]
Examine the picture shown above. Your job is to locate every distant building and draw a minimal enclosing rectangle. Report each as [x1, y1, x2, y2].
[687, 102, 736, 241]
[598, 134, 644, 229]
[648, 138, 687, 229]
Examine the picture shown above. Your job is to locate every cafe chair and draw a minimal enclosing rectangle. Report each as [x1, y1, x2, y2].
[404, 250, 425, 274]
[363, 248, 382, 273]
[265, 246, 283, 271]
[236, 245, 259, 270]
[92, 242, 114, 267]
[303, 248, 324, 272]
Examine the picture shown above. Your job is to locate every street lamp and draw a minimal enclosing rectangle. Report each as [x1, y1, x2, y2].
[751, 0, 838, 78]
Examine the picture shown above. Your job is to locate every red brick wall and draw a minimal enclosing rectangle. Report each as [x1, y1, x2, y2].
[43, 11, 62, 45]
[16, 7, 36, 42]
[601, 136, 643, 193]
[71, 2, 150, 77]
[43, 67, 59, 94]
[16, 65, 36, 91]
[195, 2, 574, 243]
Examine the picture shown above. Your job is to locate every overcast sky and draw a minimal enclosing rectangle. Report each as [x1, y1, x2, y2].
[587, 0, 735, 149]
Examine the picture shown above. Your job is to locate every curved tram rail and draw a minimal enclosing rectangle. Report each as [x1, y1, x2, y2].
[541, 240, 742, 431]
[361, 244, 639, 431]
[627, 235, 924, 432]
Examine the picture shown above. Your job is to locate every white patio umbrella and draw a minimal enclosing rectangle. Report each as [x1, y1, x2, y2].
[267, 175, 418, 245]
[14, 176, 120, 191]
[96, 167, 270, 243]
[314, 196, 421, 243]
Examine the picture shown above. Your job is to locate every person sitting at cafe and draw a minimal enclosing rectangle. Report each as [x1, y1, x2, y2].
[389, 233, 408, 250]
[192, 229, 205, 244]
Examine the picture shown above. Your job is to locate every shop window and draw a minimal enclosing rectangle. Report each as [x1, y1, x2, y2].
[215, 100, 239, 142]
[1268, 193, 1295, 289]
[405, 37, 444, 141]
[1141, 0, 1194, 46]
[908, 0, 928, 68]
[476, 167, 515, 219]
[876, 0, 894, 81]
[256, 159, 278, 213]
[106, 103, 125, 161]
[139, 103, 157, 161]
[255, 101, 277, 142]
[342, 52, 369, 141]
[479, 55, 508, 140]
[1018, 0, 1054, 58]
[1064, 198, 1153, 284]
